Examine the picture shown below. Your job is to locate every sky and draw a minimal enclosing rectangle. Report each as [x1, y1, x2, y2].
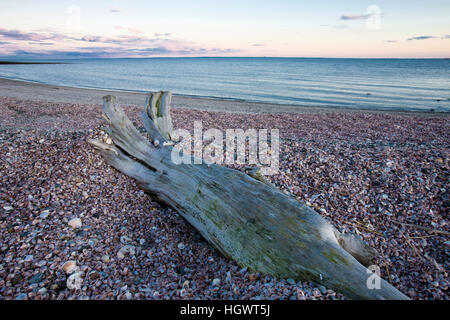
[0, 0, 449, 58]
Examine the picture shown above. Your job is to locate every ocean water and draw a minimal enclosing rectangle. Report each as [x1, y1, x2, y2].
[0, 57, 449, 112]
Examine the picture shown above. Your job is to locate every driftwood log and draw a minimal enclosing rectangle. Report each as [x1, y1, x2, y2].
[88, 92, 408, 300]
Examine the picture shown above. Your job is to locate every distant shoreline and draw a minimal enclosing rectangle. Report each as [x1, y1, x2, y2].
[0, 57, 449, 60]
[0, 77, 447, 117]
[0, 61, 68, 65]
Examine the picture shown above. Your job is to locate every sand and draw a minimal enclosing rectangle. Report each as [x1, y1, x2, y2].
[0, 77, 447, 117]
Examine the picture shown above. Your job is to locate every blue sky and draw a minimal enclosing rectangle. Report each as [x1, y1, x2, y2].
[0, 0, 449, 58]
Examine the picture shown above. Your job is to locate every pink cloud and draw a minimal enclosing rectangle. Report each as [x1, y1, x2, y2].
[0, 28, 67, 41]
[0, 27, 238, 58]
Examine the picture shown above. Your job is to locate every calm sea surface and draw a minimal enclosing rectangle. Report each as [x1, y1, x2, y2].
[0, 57, 449, 112]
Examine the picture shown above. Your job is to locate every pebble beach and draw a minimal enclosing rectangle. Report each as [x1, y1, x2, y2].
[0, 91, 448, 300]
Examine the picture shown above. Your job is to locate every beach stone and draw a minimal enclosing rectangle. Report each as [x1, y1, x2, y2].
[24, 255, 33, 262]
[66, 272, 83, 290]
[248, 273, 258, 282]
[120, 235, 131, 244]
[36, 260, 47, 267]
[239, 267, 248, 274]
[3, 206, 13, 211]
[29, 273, 44, 284]
[62, 260, 77, 274]
[117, 245, 135, 260]
[38, 287, 48, 294]
[11, 273, 23, 285]
[408, 288, 417, 298]
[318, 285, 327, 294]
[178, 243, 185, 250]
[287, 278, 295, 285]
[212, 278, 221, 286]
[68, 217, 82, 229]
[101, 255, 110, 263]
[89, 271, 99, 280]
[313, 288, 322, 296]
[39, 210, 49, 219]
[50, 284, 59, 291]
[15, 293, 27, 300]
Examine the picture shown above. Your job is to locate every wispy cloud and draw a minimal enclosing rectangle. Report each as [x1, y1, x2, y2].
[3, 45, 239, 59]
[80, 35, 108, 43]
[0, 27, 238, 58]
[28, 42, 55, 46]
[0, 27, 172, 47]
[385, 35, 449, 43]
[407, 35, 437, 41]
[79, 34, 167, 45]
[252, 43, 264, 47]
[0, 28, 68, 41]
[340, 14, 371, 21]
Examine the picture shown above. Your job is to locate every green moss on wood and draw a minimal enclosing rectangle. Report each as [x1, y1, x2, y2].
[322, 248, 350, 266]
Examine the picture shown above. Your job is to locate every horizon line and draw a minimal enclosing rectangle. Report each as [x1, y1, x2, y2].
[1, 56, 449, 60]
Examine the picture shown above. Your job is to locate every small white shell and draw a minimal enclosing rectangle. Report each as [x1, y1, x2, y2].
[66, 272, 83, 290]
